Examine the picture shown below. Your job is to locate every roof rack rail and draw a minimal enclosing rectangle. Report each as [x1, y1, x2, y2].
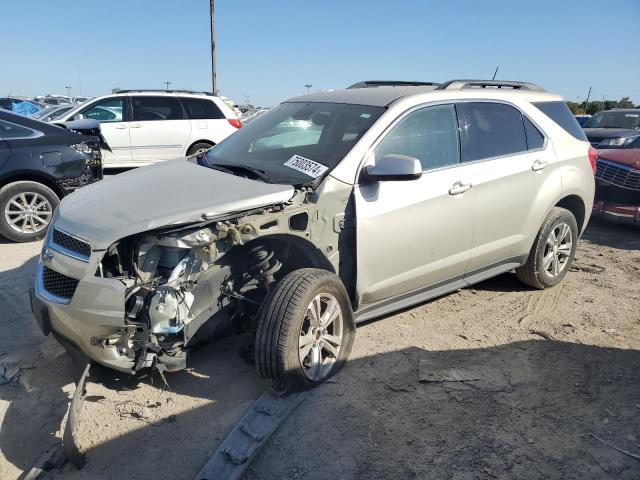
[348, 80, 440, 89]
[114, 89, 214, 96]
[436, 80, 544, 92]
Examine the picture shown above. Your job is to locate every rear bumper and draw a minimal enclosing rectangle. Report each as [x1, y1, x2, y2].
[57, 163, 103, 194]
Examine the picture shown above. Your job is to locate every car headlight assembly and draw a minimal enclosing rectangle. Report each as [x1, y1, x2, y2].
[601, 137, 633, 147]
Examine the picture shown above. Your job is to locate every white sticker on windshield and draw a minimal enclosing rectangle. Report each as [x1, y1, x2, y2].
[625, 114, 639, 117]
[284, 155, 328, 177]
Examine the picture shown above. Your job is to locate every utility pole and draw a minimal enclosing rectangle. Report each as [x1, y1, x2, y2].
[65, 85, 71, 98]
[305, 83, 312, 93]
[583, 86, 592, 114]
[210, 0, 217, 95]
[491, 66, 499, 80]
[164, 81, 172, 91]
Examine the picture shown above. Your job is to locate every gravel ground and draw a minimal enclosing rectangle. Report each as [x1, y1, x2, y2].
[0, 217, 638, 479]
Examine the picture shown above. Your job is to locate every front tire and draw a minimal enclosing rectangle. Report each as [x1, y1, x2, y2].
[0, 181, 59, 242]
[255, 269, 355, 392]
[516, 207, 578, 289]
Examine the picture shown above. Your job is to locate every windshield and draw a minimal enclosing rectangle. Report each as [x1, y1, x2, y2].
[202, 102, 385, 185]
[584, 111, 640, 129]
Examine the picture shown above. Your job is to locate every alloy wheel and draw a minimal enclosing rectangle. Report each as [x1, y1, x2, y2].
[543, 222, 573, 277]
[4, 192, 52, 234]
[299, 293, 344, 381]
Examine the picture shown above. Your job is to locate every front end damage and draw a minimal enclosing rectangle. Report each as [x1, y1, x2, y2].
[35, 181, 353, 377]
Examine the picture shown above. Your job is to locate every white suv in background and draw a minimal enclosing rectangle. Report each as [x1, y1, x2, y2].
[54, 90, 241, 168]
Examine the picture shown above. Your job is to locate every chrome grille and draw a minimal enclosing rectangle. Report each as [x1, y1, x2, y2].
[595, 160, 640, 191]
[42, 266, 79, 300]
[51, 228, 91, 260]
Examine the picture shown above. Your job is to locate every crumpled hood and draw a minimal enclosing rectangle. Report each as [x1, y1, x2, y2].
[54, 158, 295, 249]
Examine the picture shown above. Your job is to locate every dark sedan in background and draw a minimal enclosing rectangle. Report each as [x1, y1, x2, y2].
[0, 110, 103, 242]
[593, 148, 640, 226]
[584, 109, 640, 149]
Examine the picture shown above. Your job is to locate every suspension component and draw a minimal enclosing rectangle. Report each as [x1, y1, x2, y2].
[250, 245, 282, 290]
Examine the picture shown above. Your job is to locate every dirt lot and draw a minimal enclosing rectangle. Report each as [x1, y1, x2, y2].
[0, 217, 639, 479]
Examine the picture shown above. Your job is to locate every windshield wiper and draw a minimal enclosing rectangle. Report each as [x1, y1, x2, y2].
[207, 162, 272, 183]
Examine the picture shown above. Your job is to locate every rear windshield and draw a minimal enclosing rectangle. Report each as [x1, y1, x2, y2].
[583, 111, 640, 130]
[532, 101, 587, 141]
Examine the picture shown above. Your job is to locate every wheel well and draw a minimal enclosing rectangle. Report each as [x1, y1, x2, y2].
[245, 235, 335, 275]
[555, 195, 586, 232]
[186, 140, 215, 154]
[0, 173, 64, 198]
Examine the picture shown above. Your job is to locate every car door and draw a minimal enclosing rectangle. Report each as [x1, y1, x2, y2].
[129, 95, 191, 164]
[455, 101, 562, 279]
[79, 96, 131, 166]
[355, 103, 475, 305]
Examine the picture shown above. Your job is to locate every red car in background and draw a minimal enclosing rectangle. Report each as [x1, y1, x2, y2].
[593, 149, 640, 225]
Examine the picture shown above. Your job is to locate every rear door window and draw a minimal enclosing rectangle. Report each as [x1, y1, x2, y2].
[457, 102, 527, 162]
[82, 97, 125, 122]
[181, 97, 225, 119]
[374, 104, 460, 171]
[532, 101, 587, 141]
[132, 96, 183, 121]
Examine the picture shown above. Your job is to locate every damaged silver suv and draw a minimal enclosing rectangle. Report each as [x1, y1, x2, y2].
[30, 80, 595, 391]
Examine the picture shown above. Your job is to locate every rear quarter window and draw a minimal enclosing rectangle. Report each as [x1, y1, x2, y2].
[532, 101, 587, 141]
[181, 98, 225, 120]
[0, 120, 39, 139]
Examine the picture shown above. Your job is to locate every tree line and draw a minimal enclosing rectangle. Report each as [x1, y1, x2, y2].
[567, 97, 638, 115]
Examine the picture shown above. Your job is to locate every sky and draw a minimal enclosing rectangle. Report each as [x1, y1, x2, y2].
[2, 0, 639, 107]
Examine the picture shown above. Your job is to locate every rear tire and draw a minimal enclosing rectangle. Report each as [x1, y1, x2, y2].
[255, 268, 355, 392]
[516, 207, 578, 289]
[0, 181, 59, 243]
[186, 142, 213, 156]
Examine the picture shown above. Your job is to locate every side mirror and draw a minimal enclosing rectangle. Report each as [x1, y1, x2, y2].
[73, 113, 84, 120]
[362, 154, 422, 182]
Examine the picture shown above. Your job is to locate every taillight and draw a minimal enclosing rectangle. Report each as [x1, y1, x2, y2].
[588, 146, 598, 174]
[228, 118, 242, 129]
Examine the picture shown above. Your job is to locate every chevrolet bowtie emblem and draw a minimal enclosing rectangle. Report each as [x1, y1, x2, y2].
[41, 247, 54, 265]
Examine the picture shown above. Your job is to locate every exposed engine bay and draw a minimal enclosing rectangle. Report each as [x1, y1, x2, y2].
[92, 186, 352, 374]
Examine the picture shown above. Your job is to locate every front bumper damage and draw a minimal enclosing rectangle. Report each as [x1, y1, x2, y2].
[31, 184, 345, 376]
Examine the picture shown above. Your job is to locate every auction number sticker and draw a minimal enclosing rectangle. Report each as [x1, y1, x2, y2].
[284, 155, 328, 177]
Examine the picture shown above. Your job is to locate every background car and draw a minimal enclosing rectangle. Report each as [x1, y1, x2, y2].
[34, 95, 73, 106]
[574, 114, 591, 126]
[0, 98, 44, 116]
[0, 110, 104, 242]
[583, 108, 640, 148]
[593, 148, 640, 225]
[54, 90, 242, 168]
[31, 104, 78, 122]
[72, 96, 92, 104]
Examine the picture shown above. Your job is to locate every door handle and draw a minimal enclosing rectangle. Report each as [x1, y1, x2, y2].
[449, 181, 472, 195]
[131, 123, 142, 128]
[114, 124, 127, 129]
[532, 159, 548, 171]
